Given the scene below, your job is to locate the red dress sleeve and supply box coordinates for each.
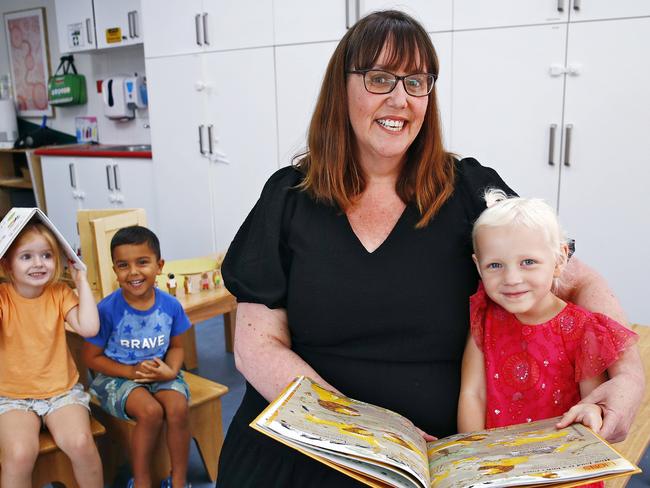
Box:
[469,283,489,351]
[574,311,639,382]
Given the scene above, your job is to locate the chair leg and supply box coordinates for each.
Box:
[32,448,79,488]
[190,398,225,482]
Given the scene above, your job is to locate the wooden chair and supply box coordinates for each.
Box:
[89,372,229,486]
[77,208,148,300]
[0,417,106,488]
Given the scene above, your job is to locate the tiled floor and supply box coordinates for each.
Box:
[110,315,649,487]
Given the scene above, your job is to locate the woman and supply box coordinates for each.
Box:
[217,10,644,487]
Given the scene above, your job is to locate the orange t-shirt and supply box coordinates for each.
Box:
[0,282,80,399]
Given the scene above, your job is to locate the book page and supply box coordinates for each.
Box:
[427,418,638,488]
[255,376,429,488]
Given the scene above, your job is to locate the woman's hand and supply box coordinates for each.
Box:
[416,426,437,442]
[133,357,177,383]
[556,403,602,433]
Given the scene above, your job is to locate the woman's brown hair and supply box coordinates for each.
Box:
[0,223,63,284]
[296,10,455,228]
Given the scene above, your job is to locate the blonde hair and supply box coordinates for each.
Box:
[1,223,63,285]
[472,189,567,265]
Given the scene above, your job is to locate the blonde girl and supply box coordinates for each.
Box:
[458,190,638,443]
[0,222,102,488]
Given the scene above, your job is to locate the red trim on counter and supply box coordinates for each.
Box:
[35,145,152,159]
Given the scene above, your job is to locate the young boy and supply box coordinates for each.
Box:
[82,226,192,488]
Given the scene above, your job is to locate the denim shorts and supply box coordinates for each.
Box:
[0,383,90,418]
[89,371,190,421]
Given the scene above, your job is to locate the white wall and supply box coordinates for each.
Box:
[0,0,150,144]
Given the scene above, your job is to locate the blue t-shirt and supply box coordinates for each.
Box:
[87,288,191,365]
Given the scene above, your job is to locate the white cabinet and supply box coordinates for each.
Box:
[94,0,143,49]
[146,48,278,258]
[454,0,568,30]
[41,156,155,250]
[54,0,97,53]
[558,17,650,323]
[54,0,142,53]
[142,0,273,58]
[203,48,279,252]
[41,156,83,249]
[145,54,213,258]
[273,0,348,45]
[450,24,567,207]
[275,42,339,166]
[361,0,453,32]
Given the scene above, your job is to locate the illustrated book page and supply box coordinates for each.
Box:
[252,377,640,488]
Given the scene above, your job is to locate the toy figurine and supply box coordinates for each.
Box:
[200,272,210,291]
[183,275,190,295]
[213,268,222,288]
[166,273,177,296]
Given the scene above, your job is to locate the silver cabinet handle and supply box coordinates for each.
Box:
[86,18,93,44]
[69,163,76,188]
[557,0,565,12]
[548,124,557,166]
[207,125,214,154]
[195,14,202,46]
[563,124,573,167]
[127,11,133,38]
[113,164,121,191]
[346,0,360,28]
[105,165,113,190]
[202,13,209,45]
[573,0,581,11]
[132,10,138,38]
[198,125,206,154]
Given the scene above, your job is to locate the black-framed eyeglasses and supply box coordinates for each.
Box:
[347,69,437,97]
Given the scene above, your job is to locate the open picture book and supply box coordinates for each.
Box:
[251,376,640,488]
[0,207,85,271]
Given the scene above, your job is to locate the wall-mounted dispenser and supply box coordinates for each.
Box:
[101,74,147,120]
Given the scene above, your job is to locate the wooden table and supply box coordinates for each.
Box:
[176,286,237,370]
[606,324,650,488]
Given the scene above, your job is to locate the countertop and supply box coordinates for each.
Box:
[34,143,152,159]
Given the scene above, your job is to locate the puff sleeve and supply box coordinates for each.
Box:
[574,312,639,382]
[221,166,302,309]
[469,283,489,351]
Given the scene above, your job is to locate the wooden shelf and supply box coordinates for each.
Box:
[0,178,32,189]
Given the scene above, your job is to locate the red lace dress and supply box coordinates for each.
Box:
[470,285,638,488]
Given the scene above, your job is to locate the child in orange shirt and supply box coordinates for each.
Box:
[0,222,102,488]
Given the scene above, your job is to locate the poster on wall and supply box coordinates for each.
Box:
[3,8,53,117]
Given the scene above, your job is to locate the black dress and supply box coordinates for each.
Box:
[216,158,513,487]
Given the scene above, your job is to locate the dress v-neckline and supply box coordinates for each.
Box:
[344,204,408,254]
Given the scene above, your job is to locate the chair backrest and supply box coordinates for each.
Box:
[78,209,147,299]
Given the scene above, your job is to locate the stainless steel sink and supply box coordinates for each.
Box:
[100,144,152,152]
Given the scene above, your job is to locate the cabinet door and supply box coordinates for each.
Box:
[454,0,568,30]
[275,42,338,166]
[141,0,203,57]
[430,32,452,147]
[146,54,213,259]
[450,24,567,207]
[41,156,83,249]
[559,17,650,323]
[202,0,273,50]
[95,0,143,49]
[569,0,650,21]
[75,158,115,210]
[203,48,278,252]
[360,0,453,32]
[54,0,96,53]
[111,159,158,231]
[274,0,347,45]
